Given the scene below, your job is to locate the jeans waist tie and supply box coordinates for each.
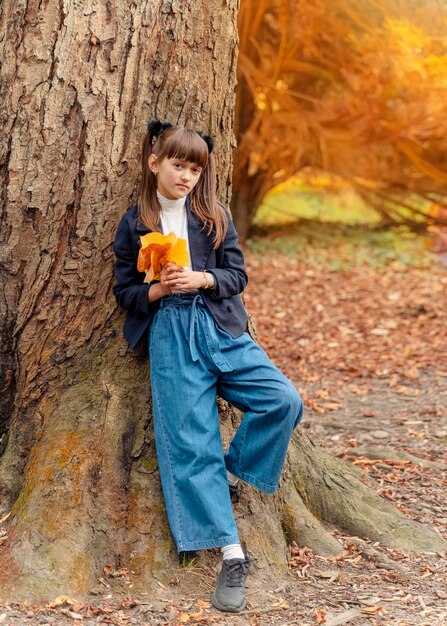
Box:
[189,295,233,373]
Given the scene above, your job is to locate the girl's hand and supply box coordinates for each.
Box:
[148,263,180,303]
[159,262,181,293]
[163,265,209,291]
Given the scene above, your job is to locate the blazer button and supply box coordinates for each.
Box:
[227,305,233,312]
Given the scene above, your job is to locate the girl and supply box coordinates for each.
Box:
[112,120,304,613]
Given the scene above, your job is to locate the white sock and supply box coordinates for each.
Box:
[222,543,245,560]
[226,470,239,486]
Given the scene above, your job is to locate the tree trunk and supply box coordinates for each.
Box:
[0,0,239,600]
[231,169,269,241]
[0,0,444,604]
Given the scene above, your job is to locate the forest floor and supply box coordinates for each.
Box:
[1,222,446,625]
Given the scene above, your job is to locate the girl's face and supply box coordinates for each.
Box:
[149,155,202,200]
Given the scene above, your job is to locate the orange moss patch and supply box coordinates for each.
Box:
[11,430,90,531]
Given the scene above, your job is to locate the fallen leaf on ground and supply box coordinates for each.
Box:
[48,596,79,608]
[315,608,327,623]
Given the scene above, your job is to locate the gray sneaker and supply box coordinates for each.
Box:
[211,557,250,612]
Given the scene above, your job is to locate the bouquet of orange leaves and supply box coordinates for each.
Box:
[137,232,188,283]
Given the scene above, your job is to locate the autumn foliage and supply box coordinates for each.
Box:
[233,0,447,237]
[137,232,188,281]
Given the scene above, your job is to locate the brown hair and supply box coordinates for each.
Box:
[138,124,228,248]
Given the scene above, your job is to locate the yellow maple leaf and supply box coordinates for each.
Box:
[137,232,188,281]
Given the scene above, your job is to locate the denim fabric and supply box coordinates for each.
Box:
[149,293,303,552]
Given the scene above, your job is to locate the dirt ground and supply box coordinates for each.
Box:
[1,241,446,626]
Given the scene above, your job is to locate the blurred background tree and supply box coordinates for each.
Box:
[232,0,447,240]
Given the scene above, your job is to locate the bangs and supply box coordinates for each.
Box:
[161,128,209,169]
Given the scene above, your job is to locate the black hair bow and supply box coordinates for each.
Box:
[147,119,173,141]
[197,132,214,154]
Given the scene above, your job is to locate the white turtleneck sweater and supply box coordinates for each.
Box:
[157,191,197,292]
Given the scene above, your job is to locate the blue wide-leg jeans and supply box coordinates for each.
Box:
[149,293,303,552]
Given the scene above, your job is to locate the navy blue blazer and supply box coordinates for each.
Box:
[112,198,249,349]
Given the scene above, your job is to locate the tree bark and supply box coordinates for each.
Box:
[0,0,444,604]
[0,0,239,601]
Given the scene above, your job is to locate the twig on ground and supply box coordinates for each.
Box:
[347,538,408,574]
[324,609,363,626]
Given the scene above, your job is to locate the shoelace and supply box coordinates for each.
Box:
[225,561,248,587]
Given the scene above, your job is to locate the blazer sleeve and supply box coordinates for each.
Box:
[208,212,248,300]
[112,213,153,315]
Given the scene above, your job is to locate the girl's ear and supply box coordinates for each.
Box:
[148,154,159,174]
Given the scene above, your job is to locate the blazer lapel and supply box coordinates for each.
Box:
[186,196,214,271]
[136,217,160,234]
[135,196,213,268]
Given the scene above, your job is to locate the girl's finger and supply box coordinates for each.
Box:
[165,272,182,281]
[165,264,183,273]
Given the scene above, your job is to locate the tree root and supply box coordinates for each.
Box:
[284,432,446,554]
[276,479,343,557]
[347,537,408,574]
[345,445,447,470]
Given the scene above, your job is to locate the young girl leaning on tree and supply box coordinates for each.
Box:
[112,120,304,613]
